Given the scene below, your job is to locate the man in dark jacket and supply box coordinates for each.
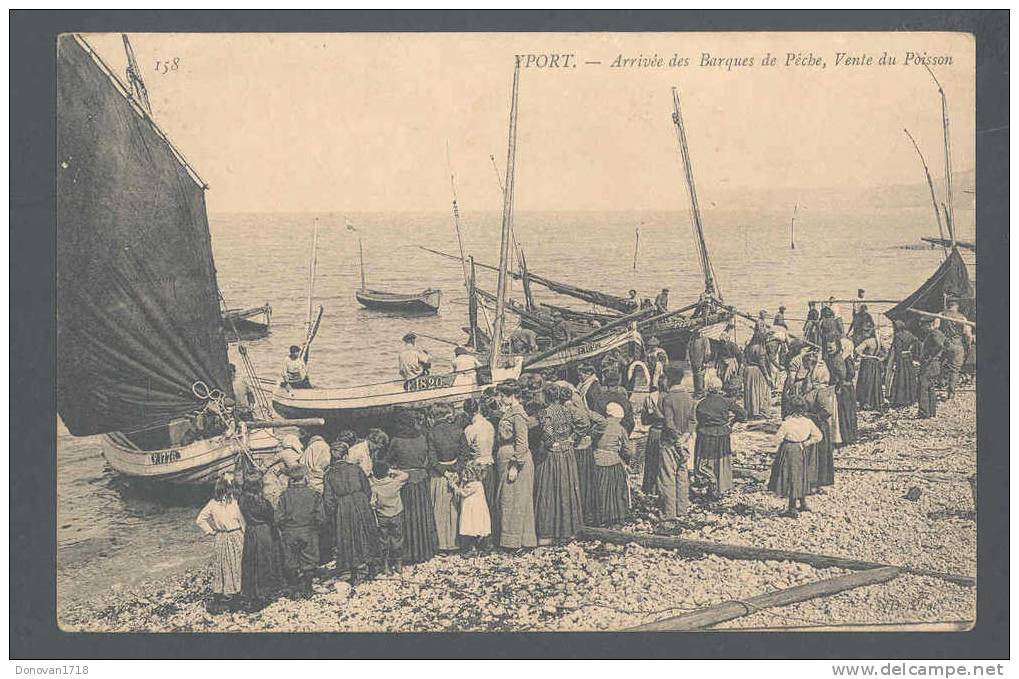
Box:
[686,327,712,398]
[276,465,325,597]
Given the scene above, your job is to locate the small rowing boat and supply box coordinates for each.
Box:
[355,287,442,314]
[223,303,271,341]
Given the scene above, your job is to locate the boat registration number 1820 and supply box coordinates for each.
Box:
[403,373,457,392]
[150,449,182,466]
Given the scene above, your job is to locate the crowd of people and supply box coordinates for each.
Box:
[198,297,972,613]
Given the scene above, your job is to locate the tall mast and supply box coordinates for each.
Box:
[925,65,956,246]
[904,128,949,259]
[446,142,471,285]
[790,204,798,250]
[121,34,151,114]
[490,59,521,369]
[671,86,721,302]
[306,218,319,333]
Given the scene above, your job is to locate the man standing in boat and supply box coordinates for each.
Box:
[399,332,432,380]
[510,319,539,355]
[655,288,670,312]
[452,346,482,385]
[281,345,311,390]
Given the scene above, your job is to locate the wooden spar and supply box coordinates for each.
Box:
[632,227,640,270]
[925,64,956,245]
[908,307,976,328]
[905,128,949,257]
[490,60,521,369]
[922,236,975,251]
[121,34,151,115]
[467,257,479,349]
[808,298,902,305]
[523,306,655,368]
[639,300,703,327]
[790,203,798,250]
[410,331,465,347]
[306,219,320,337]
[445,142,471,286]
[671,86,721,301]
[577,527,975,587]
[246,417,325,430]
[626,567,900,631]
[518,247,536,311]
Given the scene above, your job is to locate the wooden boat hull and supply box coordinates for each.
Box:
[101,428,281,485]
[355,288,441,314]
[223,303,272,342]
[272,361,521,431]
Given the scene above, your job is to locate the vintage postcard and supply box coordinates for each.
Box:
[55,30,976,634]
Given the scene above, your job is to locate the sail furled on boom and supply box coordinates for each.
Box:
[56,35,231,436]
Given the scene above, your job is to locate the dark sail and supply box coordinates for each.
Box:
[885,248,974,327]
[57,35,232,437]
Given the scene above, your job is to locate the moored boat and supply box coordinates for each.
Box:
[223,303,272,341]
[355,287,441,314]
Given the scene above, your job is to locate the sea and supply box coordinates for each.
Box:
[56,206,975,591]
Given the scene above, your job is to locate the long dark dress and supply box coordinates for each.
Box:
[239,494,284,602]
[832,357,858,447]
[496,401,538,548]
[693,393,746,496]
[804,388,834,490]
[917,329,946,419]
[322,461,380,573]
[640,394,664,494]
[565,398,600,523]
[534,403,584,540]
[591,419,633,527]
[743,344,771,419]
[427,421,462,551]
[387,434,439,563]
[856,352,884,411]
[888,330,920,408]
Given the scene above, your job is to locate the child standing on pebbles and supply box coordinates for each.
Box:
[196,475,244,614]
[369,460,409,574]
[768,394,824,518]
[455,460,492,555]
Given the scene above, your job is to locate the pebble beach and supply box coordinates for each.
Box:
[57,387,976,633]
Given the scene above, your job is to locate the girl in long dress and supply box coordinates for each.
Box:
[495,380,538,550]
[743,340,772,419]
[768,395,824,518]
[426,403,462,552]
[455,460,492,555]
[385,409,439,564]
[855,329,885,411]
[886,320,920,408]
[322,441,381,585]
[591,402,634,527]
[238,474,284,611]
[534,384,584,543]
[196,475,245,613]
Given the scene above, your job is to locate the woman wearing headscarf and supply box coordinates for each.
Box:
[322,441,380,585]
[591,402,634,527]
[781,343,811,419]
[299,434,331,496]
[238,473,284,610]
[714,324,741,386]
[494,379,538,551]
[833,337,858,446]
[558,380,604,525]
[427,402,462,552]
[534,384,584,543]
[742,339,771,420]
[263,434,303,507]
[886,320,920,408]
[854,324,884,411]
[768,394,823,518]
[803,366,837,494]
[639,375,666,495]
[693,375,747,499]
[385,408,439,564]
[626,345,652,414]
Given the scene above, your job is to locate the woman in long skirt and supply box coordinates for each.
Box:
[743,340,772,419]
[238,474,284,610]
[426,403,462,552]
[855,332,884,411]
[768,395,823,518]
[887,320,920,408]
[534,384,584,543]
[805,384,836,491]
[560,382,603,524]
[196,476,245,613]
[495,380,538,550]
[386,409,439,564]
[639,382,665,494]
[833,350,858,446]
[591,402,634,527]
[693,376,747,499]
[323,441,381,584]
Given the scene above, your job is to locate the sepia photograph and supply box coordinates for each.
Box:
[50,27,982,637]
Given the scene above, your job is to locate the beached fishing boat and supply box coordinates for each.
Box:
[223,303,272,342]
[355,287,442,314]
[57,34,307,483]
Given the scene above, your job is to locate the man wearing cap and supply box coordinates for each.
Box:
[398,332,432,380]
[625,289,639,312]
[655,288,670,312]
[510,319,539,355]
[917,317,946,419]
[275,464,325,597]
[281,345,311,390]
[773,306,789,330]
[849,304,876,347]
[938,299,971,400]
[551,311,572,344]
[576,363,604,414]
[686,326,712,398]
[645,336,670,387]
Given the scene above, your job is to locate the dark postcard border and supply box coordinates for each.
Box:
[11,9,1008,660]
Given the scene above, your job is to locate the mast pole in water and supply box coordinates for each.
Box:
[790,204,798,250]
[925,65,956,247]
[633,227,641,270]
[671,86,721,302]
[358,234,366,290]
[490,59,521,370]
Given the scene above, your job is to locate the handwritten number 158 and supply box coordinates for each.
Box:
[154,57,180,74]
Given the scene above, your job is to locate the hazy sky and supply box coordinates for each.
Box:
[82,32,974,214]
